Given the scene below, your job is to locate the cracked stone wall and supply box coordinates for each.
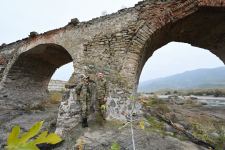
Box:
[0,0,225,120]
[0,7,139,110]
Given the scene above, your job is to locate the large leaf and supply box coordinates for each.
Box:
[33,131,48,144]
[6,121,62,150]
[6,142,39,150]
[19,121,43,144]
[45,133,62,144]
[16,143,39,150]
[7,125,20,146]
[33,132,62,145]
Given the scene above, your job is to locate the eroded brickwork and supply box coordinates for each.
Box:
[199,0,225,7]
[0,0,225,121]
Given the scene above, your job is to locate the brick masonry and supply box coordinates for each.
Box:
[0,0,225,118]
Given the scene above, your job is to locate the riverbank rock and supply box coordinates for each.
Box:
[0,105,59,149]
[54,120,207,150]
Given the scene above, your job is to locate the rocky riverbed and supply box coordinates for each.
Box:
[0,103,59,149]
[139,94,225,149]
[1,93,224,149]
[0,104,206,150]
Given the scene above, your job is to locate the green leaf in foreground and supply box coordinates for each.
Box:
[6,121,62,150]
[7,125,20,147]
[20,121,44,144]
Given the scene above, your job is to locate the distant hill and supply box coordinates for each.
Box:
[138,66,225,92]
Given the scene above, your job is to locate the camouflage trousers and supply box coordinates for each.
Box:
[78,99,90,119]
[96,98,107,120]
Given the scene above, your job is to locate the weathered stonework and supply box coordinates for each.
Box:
[55,86,142,137]
[0,0,225,121]
[55,89,81,136]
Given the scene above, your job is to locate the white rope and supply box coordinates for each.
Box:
[130,95,136,150]
[130,115,136,150]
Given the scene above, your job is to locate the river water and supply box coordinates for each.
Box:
[156,95,225,107]
[192,96,225,107]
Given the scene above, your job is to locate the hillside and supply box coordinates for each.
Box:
[138,66,225,92]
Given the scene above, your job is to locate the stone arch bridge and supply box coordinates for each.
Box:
[0,0,225,117]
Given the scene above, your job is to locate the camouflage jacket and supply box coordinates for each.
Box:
[75,82,91,101]
[96,78,108,99]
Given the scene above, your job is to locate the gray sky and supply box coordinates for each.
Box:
[1,0,224,82]
[0,0,140,44]
[139,42,224,82]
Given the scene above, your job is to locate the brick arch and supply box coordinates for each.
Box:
[0,0,225,117]
[0,43,72,108]
[198,0,225,7]
[123,1,225,91]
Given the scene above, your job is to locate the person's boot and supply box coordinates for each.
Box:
[81,118,85,128]
[84,118,88,127]
[82,118,88,128]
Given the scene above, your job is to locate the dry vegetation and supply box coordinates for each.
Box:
[139,95,225,150]
[48,91,63,104]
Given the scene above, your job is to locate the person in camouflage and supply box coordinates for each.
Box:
[75,74,91,128]
[96,72,108,120]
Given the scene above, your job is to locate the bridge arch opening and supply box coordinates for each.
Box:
[132,7,225,91]
[51,62,74,82]
[138,42,225,92]
[2,43,73,108]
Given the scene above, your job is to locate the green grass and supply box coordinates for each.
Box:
[147,116,164,131]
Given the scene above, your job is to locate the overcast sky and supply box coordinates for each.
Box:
[1,0,224,82]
